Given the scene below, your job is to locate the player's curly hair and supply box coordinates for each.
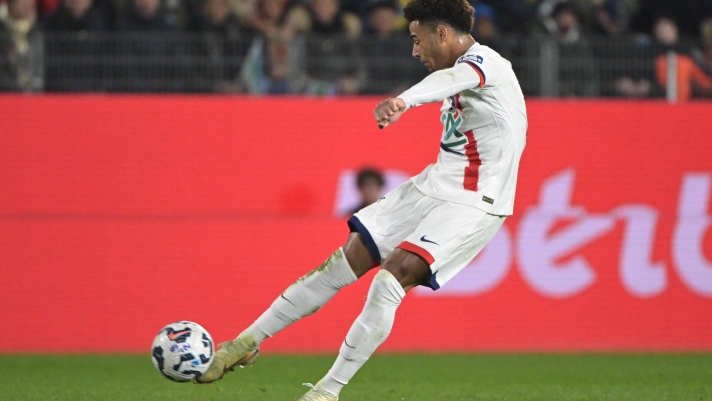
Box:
[403,0,475,34]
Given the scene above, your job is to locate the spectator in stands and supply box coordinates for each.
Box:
[43,0,109,31]
[341,0,369,28]
[653,17,677,47]
[242,0,370,96]
[227,0,256,28]
[549,2,582,43]
[42,0,111,91]
[289,0,361,38]
[366,0,397,38]
[614,75,652,97]
[597,2,653,97]
[189,0,255,92]
[113,0,180,91]
[250,0,290,34]
[283,0,364,95]
[653,17,712,100]
[116,0,174,30]
[539,2,599,96]
[347,167,385,216]
[605,31,656,98]
[701,18,712,73]
[360,0,425,95]
[485,0,536,35]
[190,0,251,36]
[472,2,503,52]
[590,0,630,36]
[209,0,251,31]
[472,3,496,38]
[238,0,305,94]
[0,0,43,91]
[240,35,293,93]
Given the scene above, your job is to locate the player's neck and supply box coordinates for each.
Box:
[447,35,476,66]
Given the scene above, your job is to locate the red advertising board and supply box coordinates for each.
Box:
[0,95,710,353]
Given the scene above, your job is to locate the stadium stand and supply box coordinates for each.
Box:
[0,0,710,98]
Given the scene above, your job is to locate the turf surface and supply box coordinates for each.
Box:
[0,354,710,401]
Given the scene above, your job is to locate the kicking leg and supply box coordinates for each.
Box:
[299,249,430,400]
[196,233,375,383]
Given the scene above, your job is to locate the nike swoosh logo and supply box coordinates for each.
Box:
[168,330,191,341]
[420,236,439,246]
[344,339,356,349]
[281,293,296,307]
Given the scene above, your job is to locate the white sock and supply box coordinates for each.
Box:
[320,269,405,396]
[237,248,358,346]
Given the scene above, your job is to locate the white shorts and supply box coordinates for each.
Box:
[348,181,505,291]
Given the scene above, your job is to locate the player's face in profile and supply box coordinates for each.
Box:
[409,21,446,72]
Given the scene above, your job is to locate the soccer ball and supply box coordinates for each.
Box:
[151,321,214,382]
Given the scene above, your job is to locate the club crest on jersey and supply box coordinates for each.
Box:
[457,54,484,65]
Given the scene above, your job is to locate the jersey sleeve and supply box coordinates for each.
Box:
[454,53,488,88]
[397,59,483,110]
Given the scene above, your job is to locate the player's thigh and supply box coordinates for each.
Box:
[398,202,506,290]
[348,181,427,265]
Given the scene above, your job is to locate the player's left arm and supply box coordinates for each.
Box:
[374,56,487,129]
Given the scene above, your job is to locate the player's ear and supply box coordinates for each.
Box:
[436,24,447,42]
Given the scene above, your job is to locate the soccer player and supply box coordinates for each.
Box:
[196,0,528,399]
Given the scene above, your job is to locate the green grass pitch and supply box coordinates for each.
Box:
[1,354,710,400]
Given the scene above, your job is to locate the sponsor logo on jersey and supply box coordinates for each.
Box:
[441,105,466,148]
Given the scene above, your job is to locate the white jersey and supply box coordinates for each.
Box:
[398,42,527,216]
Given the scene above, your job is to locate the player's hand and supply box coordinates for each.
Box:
[374,98,406,129]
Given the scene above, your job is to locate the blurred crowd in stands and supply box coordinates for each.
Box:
[0,0,711,98]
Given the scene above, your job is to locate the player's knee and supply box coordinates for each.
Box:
[381,260,409,284]
[382,250,430,291]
